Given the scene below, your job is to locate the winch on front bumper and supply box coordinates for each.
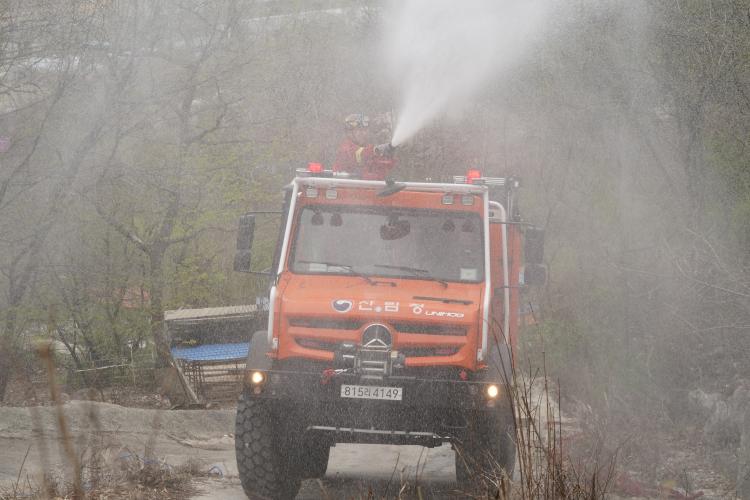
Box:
[241,330,513,447]
[242,366,510,447]
[244,340,507,410]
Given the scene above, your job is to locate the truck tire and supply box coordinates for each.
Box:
[235,393,301,499]
[296,439,330,479]
[455,411,516,491]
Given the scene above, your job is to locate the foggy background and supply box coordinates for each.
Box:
[0,0,749,491]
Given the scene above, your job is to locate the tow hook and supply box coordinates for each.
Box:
[321,368,349,385]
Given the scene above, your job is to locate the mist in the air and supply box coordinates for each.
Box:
[382,0,549,146]
[1,1,749,497]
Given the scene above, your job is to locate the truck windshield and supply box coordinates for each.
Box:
[290,205,484,283]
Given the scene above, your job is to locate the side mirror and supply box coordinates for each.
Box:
[524,227,545,265]
[524,264,547,286]
[233,214,255,272]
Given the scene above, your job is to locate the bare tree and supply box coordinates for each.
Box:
[0,0,137,398]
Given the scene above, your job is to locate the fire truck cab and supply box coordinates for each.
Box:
[233,168,544,499]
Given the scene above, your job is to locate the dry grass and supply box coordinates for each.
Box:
[0,453,200,500]
[510,365,617,499]
[456,322,618,500]
[0,342,201,500]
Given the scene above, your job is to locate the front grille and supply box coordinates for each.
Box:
[289,317,363,330]
[393,366,466,379]
[392,322,467,336]
[295,338,339,351]
[400,346,460,357]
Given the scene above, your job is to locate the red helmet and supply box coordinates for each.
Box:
[343,113,369,131]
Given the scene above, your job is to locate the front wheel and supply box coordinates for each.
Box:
[235,394,301,499]
[296,439,330,479]
[455,411,516,493]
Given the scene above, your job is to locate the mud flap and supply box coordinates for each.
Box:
[484,339,513,386]
[246,330,272,371]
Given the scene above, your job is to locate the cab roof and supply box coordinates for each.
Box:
[294,176,489,195]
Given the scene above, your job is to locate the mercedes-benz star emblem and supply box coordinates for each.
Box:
[362,324,392,348]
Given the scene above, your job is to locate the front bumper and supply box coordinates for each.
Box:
[245,369,505,411]
[242,368,512,446]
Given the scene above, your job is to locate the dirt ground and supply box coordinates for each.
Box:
[193,443,457,500]
[0,401,458,499]
[0,401,739,499]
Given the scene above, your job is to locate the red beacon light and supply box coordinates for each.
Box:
[465,169,482,184]
[307,162,323,174]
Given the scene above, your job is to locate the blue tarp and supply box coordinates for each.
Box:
[171,342,250,362]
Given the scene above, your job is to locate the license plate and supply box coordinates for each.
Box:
[340,384,403,401]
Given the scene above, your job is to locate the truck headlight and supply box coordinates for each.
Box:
[486,384,500,399]
[250,371,265,385]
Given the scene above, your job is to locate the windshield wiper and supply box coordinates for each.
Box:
[413,295,473,305]
[297,260,376,285]
[373,264,448,288]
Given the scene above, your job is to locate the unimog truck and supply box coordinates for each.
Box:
[233,166,545,499]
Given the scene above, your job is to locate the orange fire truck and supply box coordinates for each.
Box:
[233,166,545,499]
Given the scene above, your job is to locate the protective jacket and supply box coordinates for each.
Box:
[332,137,394,180]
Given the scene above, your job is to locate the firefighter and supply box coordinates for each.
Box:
[332,113,395,180]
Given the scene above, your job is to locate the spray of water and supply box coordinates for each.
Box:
[383,0,549,147]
